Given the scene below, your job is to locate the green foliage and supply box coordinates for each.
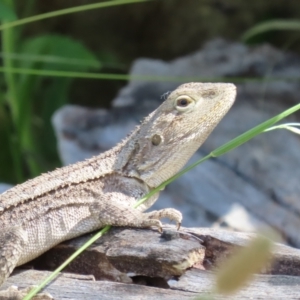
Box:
[20,35,101,70]
[0,0,17,21]
[18,34,100,169]
[0,8,100,182]
[0,0,150,183]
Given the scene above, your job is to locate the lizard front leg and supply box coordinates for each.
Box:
[89,196,182,232]
[86,175,182,232]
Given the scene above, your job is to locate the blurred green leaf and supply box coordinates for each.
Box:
[20,34,101,71]
[16,34,101,171]
[242,19,300,42]
[0,1,17,21]
[17,34,101,124]
[37,78,72,169]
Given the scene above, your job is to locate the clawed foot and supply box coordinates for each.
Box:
[144,208,182,232]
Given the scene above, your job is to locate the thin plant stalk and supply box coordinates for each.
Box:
[1,10,24,181]
[0,0,153,31]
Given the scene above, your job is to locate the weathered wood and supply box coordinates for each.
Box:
[2,270,196,300]
[172,268,300,299]
[2,227,300,299]
[33,226,206,282]
[191,227,300,276]
[33,226,300,278]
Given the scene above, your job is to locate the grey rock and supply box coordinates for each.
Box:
[0,184,12,194]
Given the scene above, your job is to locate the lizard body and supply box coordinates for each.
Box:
[0,82,236,296]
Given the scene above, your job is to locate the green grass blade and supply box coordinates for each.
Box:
[1,31,43,178]
[1,15,26,181]
[0,0,153,31]
[0,52,101,68]
[1,66,300,82]
[212,103,300,157]
[264,122,300,134]
[242,19,300,42]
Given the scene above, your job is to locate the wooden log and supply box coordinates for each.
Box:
[1,226,300,299]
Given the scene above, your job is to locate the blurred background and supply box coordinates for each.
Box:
[1,0,300,246]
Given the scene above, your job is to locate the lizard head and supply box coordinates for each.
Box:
[116,82,236,188]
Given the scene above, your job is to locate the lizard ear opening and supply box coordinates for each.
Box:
[174,96,195,112]
[151,134,162,146]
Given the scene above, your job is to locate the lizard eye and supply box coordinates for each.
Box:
[175,96,194,112]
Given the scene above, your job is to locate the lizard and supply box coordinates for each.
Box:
[0,82,236,298]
